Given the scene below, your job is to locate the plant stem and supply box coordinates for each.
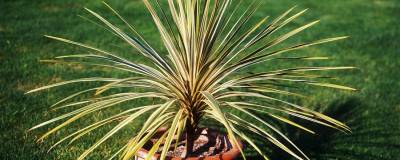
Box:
[185,121,195,157]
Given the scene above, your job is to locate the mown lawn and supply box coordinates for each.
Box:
[1,0,399,159]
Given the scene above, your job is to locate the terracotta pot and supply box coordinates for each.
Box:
[135,128,244,160]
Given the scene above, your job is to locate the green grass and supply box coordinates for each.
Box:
[1,0,399,159]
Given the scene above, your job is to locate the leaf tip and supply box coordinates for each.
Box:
[25,90,34,95]
[338,36,350,40]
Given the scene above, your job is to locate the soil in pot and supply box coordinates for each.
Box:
[136,128,243,160]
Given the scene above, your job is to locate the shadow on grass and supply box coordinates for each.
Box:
[243,97,400,160]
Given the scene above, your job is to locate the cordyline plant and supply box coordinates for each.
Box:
[28,0,355,160]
